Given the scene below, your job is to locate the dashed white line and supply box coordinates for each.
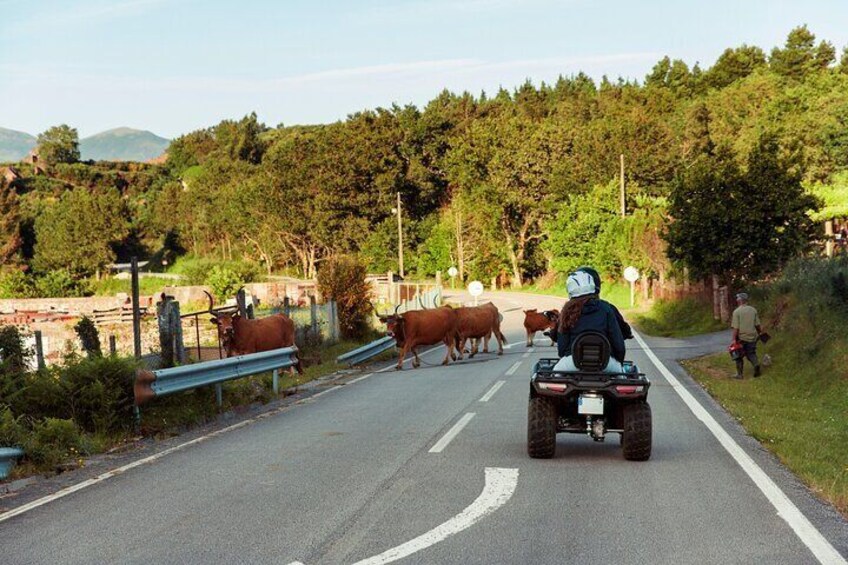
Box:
[633,330,846,565]
[479,381,505,402]
[429,413,475,453]
[504,361,522,376]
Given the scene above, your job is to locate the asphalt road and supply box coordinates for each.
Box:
[1,292,846,564]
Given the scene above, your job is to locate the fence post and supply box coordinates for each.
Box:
[215,383,223,408]
[131,256,142,359]
[310,295,318,337]
[328,301,339,343]
[172,301,185,364]
[157,295,175,368]
[387,271,394,305]
[109,335,117,356]
[719,286,730,323]
[237,288,248,318]
[284,296,291,317]
[34,330,45,370]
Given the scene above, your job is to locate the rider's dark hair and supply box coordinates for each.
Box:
[558,294,596,332]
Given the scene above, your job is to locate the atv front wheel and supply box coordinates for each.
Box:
[622,402,652,461]
[527,396,556,458]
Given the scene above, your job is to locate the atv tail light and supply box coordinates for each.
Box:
[539,383,567,392]
[615,385,643,394]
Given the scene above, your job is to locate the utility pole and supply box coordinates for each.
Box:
[395,192,405,278]
[620,154,626,217]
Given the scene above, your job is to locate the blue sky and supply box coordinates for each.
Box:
[1,0,847,139]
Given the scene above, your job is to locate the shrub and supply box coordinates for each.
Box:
[34,269,89,298]
[74,316,102,358]
[25,418,85,468]
[59,356,136,434]
[0,406,26,447]
[317,256,372,339]
[0,326,30,407]
[206,266,245,302]
[0,270,36,298]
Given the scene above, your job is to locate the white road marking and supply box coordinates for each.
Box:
[352,467,519,565]
[346,373,373,385]
[633,330,846,565]
[0,416,257,524]
[504,361,522,376]
[502,341,521,349]
[307,386,341,400]
[479,381,505,402]
[429,413,475,453]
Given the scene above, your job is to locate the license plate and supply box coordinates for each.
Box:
[578,394,604,415]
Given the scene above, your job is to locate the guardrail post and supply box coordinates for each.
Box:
[131,256,142,359]
[215,383,223,407]
[328,301,339,343]
[284,296,291,317]
[34,330,45,370]
[272,368,279,394]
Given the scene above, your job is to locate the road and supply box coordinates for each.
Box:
[1,292,846,564]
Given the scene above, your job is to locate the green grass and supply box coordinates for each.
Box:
[634,297,727,337]
[89,276,177,297]
[683,352,847,517]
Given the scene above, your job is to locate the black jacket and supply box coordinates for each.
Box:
[555,298,626,362]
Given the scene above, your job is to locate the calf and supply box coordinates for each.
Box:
[523,309,558,347]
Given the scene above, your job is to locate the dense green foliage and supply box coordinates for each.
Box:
[2,27,845,294]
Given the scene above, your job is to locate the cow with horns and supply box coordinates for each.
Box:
[378,304,459,370]
[206,291,303,374]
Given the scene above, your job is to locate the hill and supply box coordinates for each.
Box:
[80,127,170,162]
[0,127,37,161]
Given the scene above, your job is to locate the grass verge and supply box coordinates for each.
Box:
[634,297,726,337]
[683,352,847,517]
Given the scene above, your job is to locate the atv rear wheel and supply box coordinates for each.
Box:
[622,402,652,461]
[527,396,556,458]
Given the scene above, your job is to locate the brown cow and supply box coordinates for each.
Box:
[206,292,303,374]
[379,306,458,370]
[523,309,558,347]
[455,302,506,358]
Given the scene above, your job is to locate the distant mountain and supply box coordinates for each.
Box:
[80,127,170,162]
[0,127,37,162]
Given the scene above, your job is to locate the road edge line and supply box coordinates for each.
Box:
[429,413,475,453]
[633,329,845,565]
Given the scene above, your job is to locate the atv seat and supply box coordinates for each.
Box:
[571,331,611,372]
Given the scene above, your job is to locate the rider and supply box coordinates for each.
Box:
[552,269,626,372]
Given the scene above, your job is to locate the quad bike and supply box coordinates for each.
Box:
[527,332,652,461]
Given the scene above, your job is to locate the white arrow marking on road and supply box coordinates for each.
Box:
[479,380,505,402]
[352,467,519,565]
[633,330,846,565]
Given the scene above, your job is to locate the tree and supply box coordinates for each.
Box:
[36,124,80,164]
[664,137,817,283]
[770,25,835,79]
[0,179,22,265]
[839,47,848,75]
[703,45,767,89]
[33,187,130,278]
[213,112,268,164]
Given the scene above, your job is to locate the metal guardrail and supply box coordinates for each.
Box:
[134,346,299,407]
[336,336,396,366]
[0,447,24,480]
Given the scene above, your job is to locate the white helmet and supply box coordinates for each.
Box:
[566,270,597,298]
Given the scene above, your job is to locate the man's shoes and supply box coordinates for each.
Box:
[754,365,761,378]
[734,373,743,380]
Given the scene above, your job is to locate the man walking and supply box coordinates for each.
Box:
[731,292,763,379]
